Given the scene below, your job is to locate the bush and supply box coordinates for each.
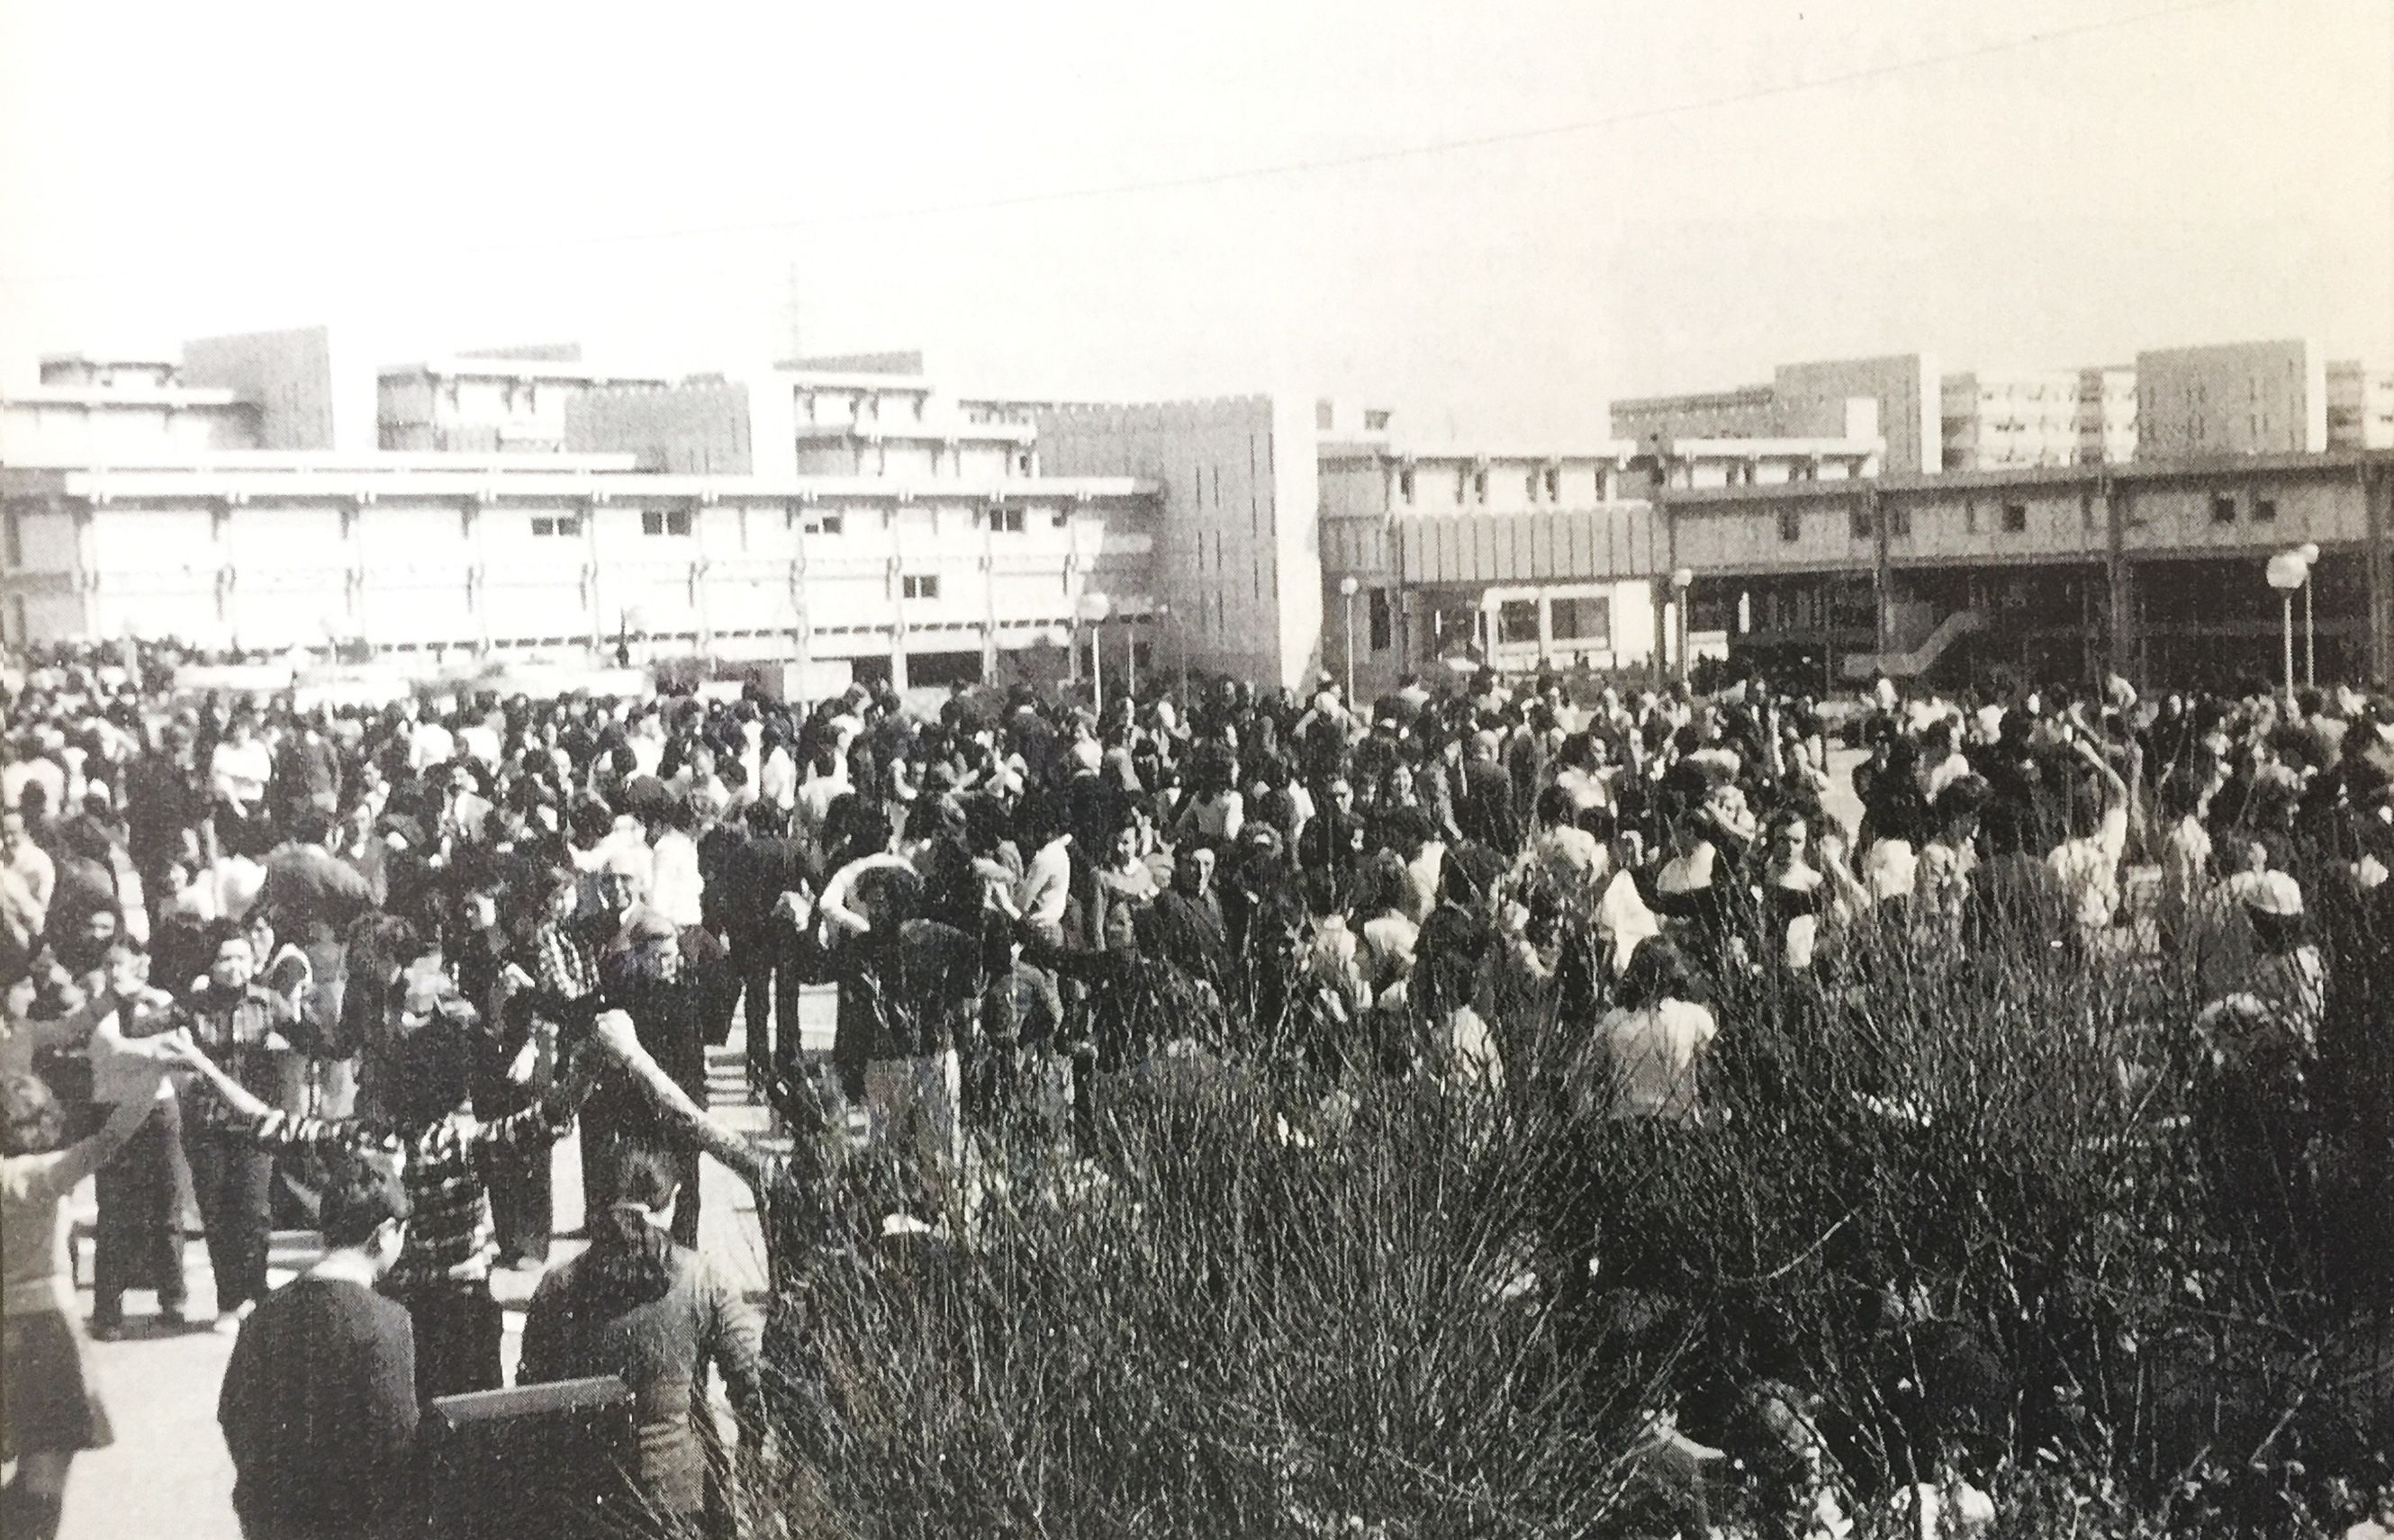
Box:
[754,909,2393,1538]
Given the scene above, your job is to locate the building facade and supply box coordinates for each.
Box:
[180,327,376,453]
[1315,430,1883,698]
[2328,360,2394,451]
[1941,367,2137,472]
[4,338,1167,689]
[4,355,260,464]
[1613,355,1937,474]
[1034,396,1327,692]
[378,359,673,454]
[2136,339,2329,460]
[10,325,2394,700]
[0,452,1161,691]
[1669,455,2394,691]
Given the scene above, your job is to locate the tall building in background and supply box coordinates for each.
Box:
[1613,355,1938,474]
[2135,339,2328,459]
[378,358,673,454]
[1035,397,1326,690]
[2327,360,2394,450]
[180,327,375,452]
[1941,366,2136,471]
[2075,366,2139,464]
[3,355,260,463]
[5,323,2389,695]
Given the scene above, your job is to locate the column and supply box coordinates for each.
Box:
[1866,486,1893,658]
[2105,477,2137,687]
[2367,461,2391,686]
[1650,578,1670,686]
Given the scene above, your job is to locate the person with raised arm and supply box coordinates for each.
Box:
[165,996,640,1401]
[3,1034,176,1540]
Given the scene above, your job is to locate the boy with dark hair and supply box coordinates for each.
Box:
[219,1162,418,1540]
[87,933,189,1337]
[175,925,301,1332]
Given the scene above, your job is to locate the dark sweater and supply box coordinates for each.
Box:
[219,1275,419,1538]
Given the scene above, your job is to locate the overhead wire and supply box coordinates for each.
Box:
[0,0,2263,289]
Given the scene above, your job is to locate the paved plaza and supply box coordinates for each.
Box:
[53,1013,820,1540]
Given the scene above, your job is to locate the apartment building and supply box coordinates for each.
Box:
[3,355,261,463]
[2137,339,2329,459]
[378,357,673,454]
[2328,360,2394,451]
[10,324,2390,699]
[1613,355,1938,474]
[1941,367,2137,471]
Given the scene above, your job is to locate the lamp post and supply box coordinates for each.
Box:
[1077,590,1112,714]
[1157,601,1184,704]
[1338,574,1360,703]
[2297,543,2320,688]
[1670,567,1695,685]
[2265,550,2308,702]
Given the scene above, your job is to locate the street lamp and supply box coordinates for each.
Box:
[2297,543,2320,688]
[1076,590,1112,713]
[2265,550,2309,702]
[1156,600,1186,703]
[1338,574,1360,704]
[1670,567,1695,685]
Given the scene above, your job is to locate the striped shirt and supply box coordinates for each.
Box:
[239,1092,579,1290]
[178,984,298,1134]
[533,916,605,1003]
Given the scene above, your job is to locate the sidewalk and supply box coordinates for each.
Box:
[55,1000,823,1540]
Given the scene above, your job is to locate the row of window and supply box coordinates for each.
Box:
[1494,596,1613,647]
[2212,495,2280,525]
[1775,492,2283,545]
[525,506,1064,540]
[1396,464,1619,507]
[1342,588,1608,654]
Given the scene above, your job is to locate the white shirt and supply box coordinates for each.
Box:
[4,757,66,813]
[210,739,271,807]
[1922,752,1973,806]
[2049,806,2130,932]
[1016,837,1073,933]
[628,728,665,779]
[647,828,706,929]
[819,851,916,935]
[574,818,655,892]
[1916,839,1976,924]
[407,721,455,772]
[1601,998,1718,1124]
[458,723,503,770]
[759,745,798,811]
[1861,838,1920,903]
[1595,869,1662,975]
[796,769,850,845]
[2161,815,2212,906]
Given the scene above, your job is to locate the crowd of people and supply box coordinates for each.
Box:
[4,641,2392,1538]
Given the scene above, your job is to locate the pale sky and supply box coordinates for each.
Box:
[2,0,2387,441]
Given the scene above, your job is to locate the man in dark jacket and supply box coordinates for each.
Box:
[1456,730,1522,853]
[719,802,809,1091]
[592,911,729,1247]
[219,1164,418,1540]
